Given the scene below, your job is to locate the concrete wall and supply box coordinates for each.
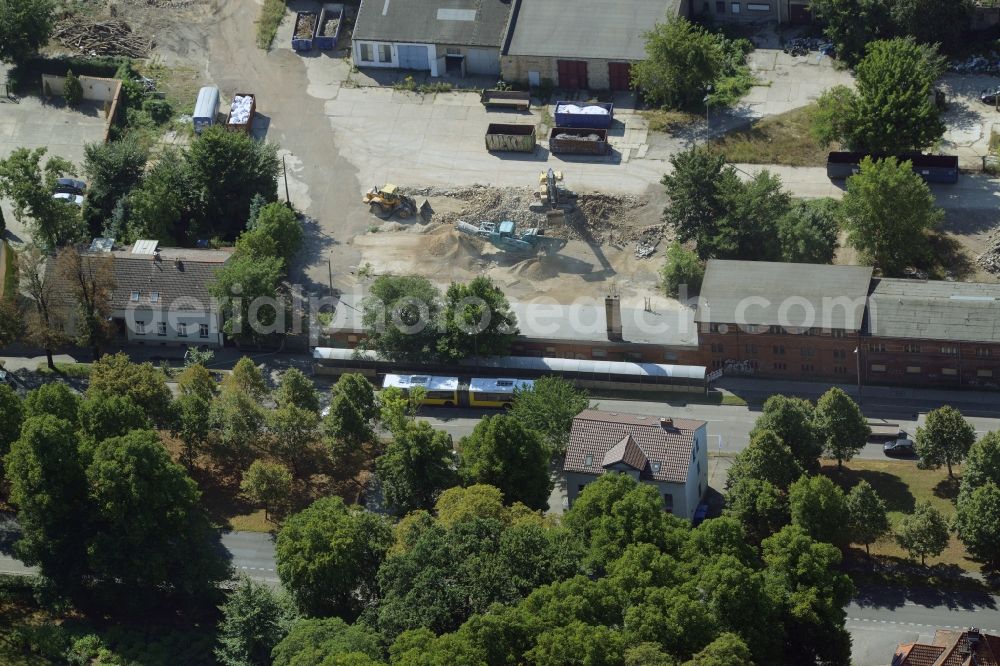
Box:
[862,338,1000,390]
[501,55,626,90]
[42,74,119,102]
[683,424,708,521]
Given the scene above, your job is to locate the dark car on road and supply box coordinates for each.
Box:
[883,438,916,457]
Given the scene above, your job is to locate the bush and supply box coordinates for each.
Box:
[661,241,704,297]
[142,98,173,124]
[63,69,83,107]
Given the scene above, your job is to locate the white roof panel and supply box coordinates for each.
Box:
[382,374,459,391]
[469,377,534,393]
[131,239,159,255]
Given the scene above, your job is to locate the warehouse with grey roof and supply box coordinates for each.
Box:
[500,0,685,90]
[352,0,512,76]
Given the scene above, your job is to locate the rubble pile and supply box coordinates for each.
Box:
[553,132,602,141]
[402,185,652,247]
[295,14,317,39]
[977,230,1000,274]
[53,17,152,57]
[228,95,253,125]
[321,17,340,37]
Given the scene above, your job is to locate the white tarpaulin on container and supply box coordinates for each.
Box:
[555,104,609,115]
[229,95,253,125]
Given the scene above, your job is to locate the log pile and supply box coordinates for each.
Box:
[53,17,153,58]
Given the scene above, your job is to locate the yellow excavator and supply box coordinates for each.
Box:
[362,183,417,219]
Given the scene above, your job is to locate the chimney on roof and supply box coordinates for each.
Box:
[174,258,183,270]
[605,288,622,342]
[153,250,161,262]
[660,417,674,429]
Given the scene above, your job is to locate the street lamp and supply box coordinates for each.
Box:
[853,347,863,406]
[703,86,713,145]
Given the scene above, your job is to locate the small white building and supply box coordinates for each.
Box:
[351,0,512,77]
[563,409,708,520]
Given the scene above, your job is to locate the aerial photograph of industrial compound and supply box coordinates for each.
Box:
[2,0,1000,664]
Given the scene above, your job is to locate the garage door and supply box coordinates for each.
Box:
[466,48,500,75]
[557,60,588,90]
[398,44,430,70]
[789,3,812,24]
[608,62,632,91]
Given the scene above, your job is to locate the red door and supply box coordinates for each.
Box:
[557,60,588,90]
[608,62,632,91]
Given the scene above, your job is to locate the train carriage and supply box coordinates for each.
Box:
[313,348,708,396]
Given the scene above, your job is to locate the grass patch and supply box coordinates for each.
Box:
[719,393,748,406]
[710,103,837,166]
[709,70,757,108]
[642,109,701,133]
[256,0,287,50]
[821,459,974,570]
[35,362,92,378]
[0,240,14,300]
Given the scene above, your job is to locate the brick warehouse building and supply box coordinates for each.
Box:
[696,260,1000,389]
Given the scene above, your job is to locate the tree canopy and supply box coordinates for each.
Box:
[0,147,86,249]
[459,415,551,511]
[840,156,942,276]
[361,275,442,362]
[814,388,869,467]
[507,375,590,457]
[376,420,458,515]
[438,276,518,361]
[814,39,945,153]
[275,496,393,617]
[916,406,976,479]
[846,480,890,555]
[788,475,850,548]
[0,0,56,64]
[750,395,822,472]
[632,16,722,109]
[895,500,949,566]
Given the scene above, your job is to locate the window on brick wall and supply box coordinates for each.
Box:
[801,363,815,372]
[831,330,847,338]
[773,362,787,370]
[869,343,885,353]
[772,345,785,355]
[834,366,847,375]
[745,344,757,354]
[942,367,958,376]
[833,349,846,359]
[801,348,815,357]
[977,348,992,357]
[769,325,783,334]
[941,346,958,355]
[904,344,921,353]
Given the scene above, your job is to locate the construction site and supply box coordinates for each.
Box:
[348,171,672,307]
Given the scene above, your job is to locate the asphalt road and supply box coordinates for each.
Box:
[0,530,279,585]
[4,527,1000,666]
[418,397,1000,460]
[848,585,1000,666]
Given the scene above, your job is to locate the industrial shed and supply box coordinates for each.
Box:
[500,0,685,90]
[352,0,512,77]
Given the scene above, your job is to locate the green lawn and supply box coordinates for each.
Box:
[256,0,287,49]
[35,362,92,378]
[710,104,838,166]
[821,459,972,570]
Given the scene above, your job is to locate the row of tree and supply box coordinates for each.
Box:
[660,144,942,286]
[0,128,281,252]
[811,0,973,64]
[724,391,996,568]
[217,473,856,665]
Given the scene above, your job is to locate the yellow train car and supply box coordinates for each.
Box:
[382,374,459,406]
[468,377,534,409]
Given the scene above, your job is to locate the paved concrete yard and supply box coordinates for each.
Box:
[0,66,108,244]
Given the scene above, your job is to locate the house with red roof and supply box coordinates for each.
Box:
[893,628,1000,666]
[563,409,708,520]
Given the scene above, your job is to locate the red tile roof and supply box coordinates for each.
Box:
[894,630,1000,666]
[564,409,706,484]
[602,435,648,471]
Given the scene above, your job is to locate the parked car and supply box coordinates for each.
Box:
[693,503,709,526]
[883,438,916,457]
[981,87,1000,105]
[53,177,87,206]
